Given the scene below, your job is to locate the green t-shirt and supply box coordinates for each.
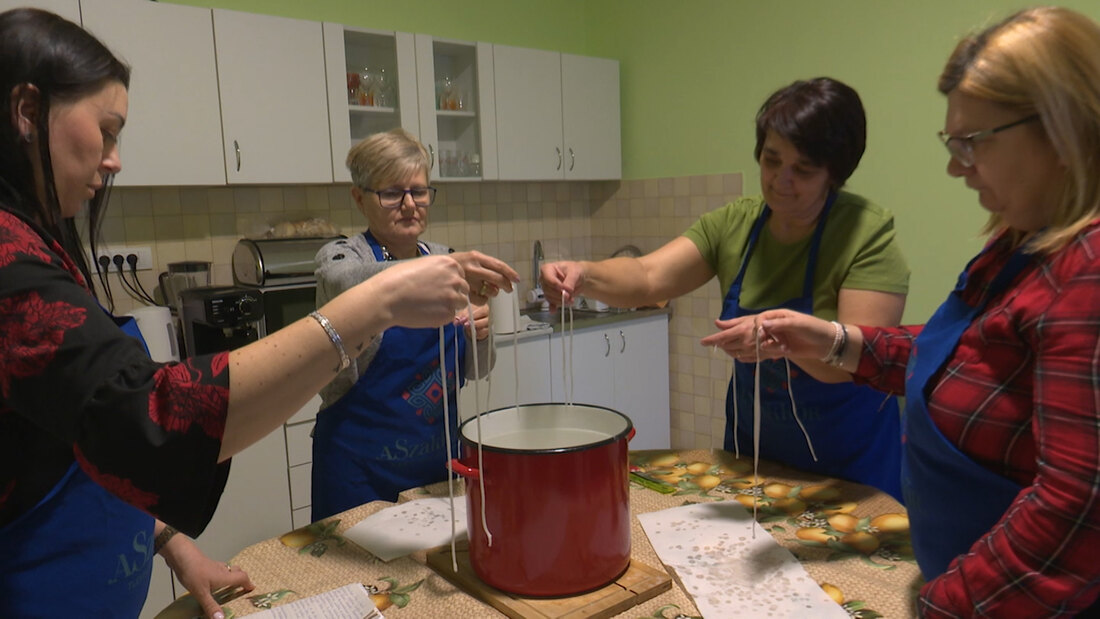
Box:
[682,191,909,321]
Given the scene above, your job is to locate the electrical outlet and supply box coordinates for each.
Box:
[92,245,154,271]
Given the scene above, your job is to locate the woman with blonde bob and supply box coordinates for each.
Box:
[310,128,512,520]
[709,7,1100,616]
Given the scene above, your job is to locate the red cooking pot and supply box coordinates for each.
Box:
[450,403,634,597]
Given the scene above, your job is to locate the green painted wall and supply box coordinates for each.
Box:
[581,0,1100,321]
[169,0,1100,321]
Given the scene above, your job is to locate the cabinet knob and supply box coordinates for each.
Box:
[619,329,626,354]
[603,332,610,357]
[569,148,575,171]
[556,147,562,171]
[233,140,241,172]
[428,144,435,171]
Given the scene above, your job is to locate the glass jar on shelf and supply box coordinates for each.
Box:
[437,75,462,111]
[346,72,360,105]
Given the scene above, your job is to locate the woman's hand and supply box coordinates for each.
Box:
[702,310,837,363]
[540,261,585,310]
[700,315,770,362]
[371,256,470,329]
[159,533,253,619]
[450,250,520,305]
[455,302,490,340]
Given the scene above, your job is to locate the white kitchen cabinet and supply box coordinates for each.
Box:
[284,394,321,528]
[459,330,552,417]
[0,0,79,22]
[493,45,621,181]
[190,428,293,562]
[550,314,670,449]
[414,35,498,181]
[560,53,621,180]
[213,9,332,184]
[81,0,225,186]
[323,23,420,183]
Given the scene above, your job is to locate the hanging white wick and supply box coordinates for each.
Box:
[464,298,492,547]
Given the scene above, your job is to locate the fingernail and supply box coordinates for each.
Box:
[214,612,225,619]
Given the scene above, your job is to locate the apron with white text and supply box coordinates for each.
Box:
[0,315,156,618]
[311,233,466,520]
[722,195,903,500]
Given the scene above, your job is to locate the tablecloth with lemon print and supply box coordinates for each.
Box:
[172,449,921,618]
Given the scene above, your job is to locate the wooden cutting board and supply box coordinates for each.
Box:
[426,543,671,619]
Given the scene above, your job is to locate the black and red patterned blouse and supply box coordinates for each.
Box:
[0,208,231,537]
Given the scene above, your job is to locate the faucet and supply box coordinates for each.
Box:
[529,240,547,309]
[532,240,544,286]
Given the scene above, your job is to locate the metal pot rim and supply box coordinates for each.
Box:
[457,402,633,455]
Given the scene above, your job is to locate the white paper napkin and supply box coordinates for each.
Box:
[638,501,848,618]
[343,497,467,561]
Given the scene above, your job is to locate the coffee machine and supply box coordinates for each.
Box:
[178,286,264,357]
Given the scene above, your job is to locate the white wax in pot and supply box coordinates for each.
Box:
[484,427,610,450]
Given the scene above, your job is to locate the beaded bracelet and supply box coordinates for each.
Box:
[310,311,351,371]
[154,524,179,554]
[828,323,849,367]
[820,321,843,363]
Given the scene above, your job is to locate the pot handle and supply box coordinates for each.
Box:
[449,459,480,481]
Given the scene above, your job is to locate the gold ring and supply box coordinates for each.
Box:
[478,282,489,296]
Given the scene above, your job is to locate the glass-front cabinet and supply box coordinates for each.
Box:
[414,36,498,181]
[323,24,419,184]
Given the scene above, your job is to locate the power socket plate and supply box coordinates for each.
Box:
[92,245,154,272]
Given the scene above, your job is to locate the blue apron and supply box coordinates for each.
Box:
[311,232,466,521]
[722,195,903,501]
[0,315,156,618]
[902,246,1032,579]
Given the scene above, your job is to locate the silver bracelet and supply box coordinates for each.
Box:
[309,311,350,371]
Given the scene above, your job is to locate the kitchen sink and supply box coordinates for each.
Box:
[522,308,616,325]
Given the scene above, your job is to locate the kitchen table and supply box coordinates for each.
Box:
[202,449,923,618]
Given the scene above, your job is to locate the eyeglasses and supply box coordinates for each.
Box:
[366,186,437,208]
[937,114,1040,167]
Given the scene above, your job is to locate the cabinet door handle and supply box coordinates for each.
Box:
[428,144,435,171]
[556,147,562,171]
[619,329,626,354]
[603,332,610,357]
[569,147,575,171]
[233,140,241,172]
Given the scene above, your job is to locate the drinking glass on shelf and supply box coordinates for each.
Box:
[358,67,376,106]
[375,68,392,107]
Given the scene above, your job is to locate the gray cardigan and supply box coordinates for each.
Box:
[314,233,494,408]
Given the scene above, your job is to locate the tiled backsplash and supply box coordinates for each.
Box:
[98,172,742,450]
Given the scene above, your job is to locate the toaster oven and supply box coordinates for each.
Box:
[232,236,343,337]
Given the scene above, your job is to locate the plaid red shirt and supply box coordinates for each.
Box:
[854,222,1100,617]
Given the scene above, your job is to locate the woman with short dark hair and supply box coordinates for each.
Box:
[541,77,910,498]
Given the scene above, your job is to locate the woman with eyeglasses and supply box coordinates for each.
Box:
[725,7,1100,616]
[310,128,514,520]
[541,77,911,500]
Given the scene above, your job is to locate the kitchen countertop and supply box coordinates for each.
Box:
[519,305,671,334]
[212,449,919,618]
